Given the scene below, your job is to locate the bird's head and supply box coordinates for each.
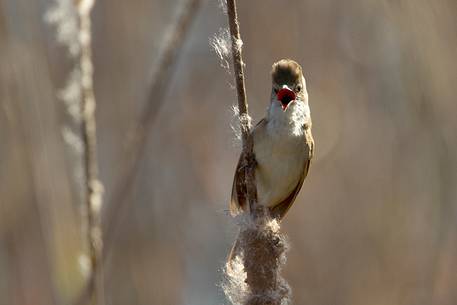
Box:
[270,59,307,111]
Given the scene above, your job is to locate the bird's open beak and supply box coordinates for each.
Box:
[277,86,296,111]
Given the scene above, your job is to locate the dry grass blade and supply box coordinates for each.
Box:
[102,0,202,257]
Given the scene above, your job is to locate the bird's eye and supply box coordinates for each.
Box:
[296,85,302,92]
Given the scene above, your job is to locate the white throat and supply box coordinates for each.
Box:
[267,99,311,137]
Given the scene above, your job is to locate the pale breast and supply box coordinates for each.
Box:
[253,124,307,208]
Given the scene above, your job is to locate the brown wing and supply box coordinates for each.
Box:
[229,119,267,216]
[230,154,247,215]
[270,128,314,220]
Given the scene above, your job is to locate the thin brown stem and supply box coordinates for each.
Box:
[76,0,104,304]
[225,2,290,305]
[226,0,258,215]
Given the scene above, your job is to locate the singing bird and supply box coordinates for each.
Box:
[230,59,314,220]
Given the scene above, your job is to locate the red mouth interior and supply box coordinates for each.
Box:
[277,88,296,109]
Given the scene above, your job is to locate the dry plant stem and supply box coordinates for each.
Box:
[226,2,289,305]
[241,224,289,305]
[102,0,202,258]
[72,1,202,305]
[77,0,104,304]
[226,0,258,214]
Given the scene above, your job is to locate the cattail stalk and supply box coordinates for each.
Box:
[72,1,202,304]
[226,0,258,214]
[225,1,291,305]
[76,0,104,304]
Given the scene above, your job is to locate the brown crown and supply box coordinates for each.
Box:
[271,59,303,85]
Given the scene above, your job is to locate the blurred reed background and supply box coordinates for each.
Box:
[1,0,457,305]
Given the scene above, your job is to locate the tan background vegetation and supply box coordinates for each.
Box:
[1,0,457,304]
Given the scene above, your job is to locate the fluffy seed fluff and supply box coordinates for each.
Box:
[223,255,248,305]
[78,253,91,278]
[45,0,80,56]
[218,0,228,13]
[223,215,291,305]
[230,104,253,147]
[58,68,82,122]
[62,126,83,154]
[210,27,232,72]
